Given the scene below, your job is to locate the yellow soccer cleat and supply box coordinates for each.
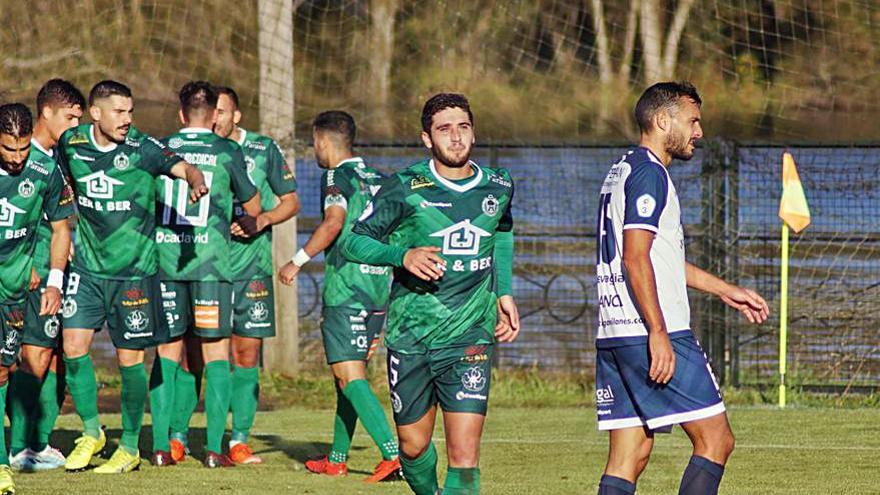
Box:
[65,430,107,471]
[0,465,15,494]
[93,448,140,474]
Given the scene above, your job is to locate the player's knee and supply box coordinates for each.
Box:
[719,429,735,459]
[446,448,479,468]
[398,438,429,460]
[0,366,10,386]
[234,347,260,368]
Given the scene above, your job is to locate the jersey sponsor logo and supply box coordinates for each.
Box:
[246,280,269,299]
[248,301,269,322]
[489,175,511,188]
[125,310,149,332]
[113,153,130,170]
[430,220,491,256]
[61,298,77,318]
[596,385,615,406]
[636,194,657,218]
[390,391,403,414]
[461,366,487,392]
[77,170,125,199]
[122,287,149,307]
[26,162,49,175]
[245,156,256,176]
[482,194,499,217]
[68,133,89,145]
[180,152,218,166]
[348,309,368,323]
[59,183,74,207]
[44,316,60,339]
[5,309,24,331]
[359,264,389,276]
[461,345,489,364]
[167,137,185,149]
[2,329,19,355]
[125,136,142,148]
[350,334,369,350]
[156,231,209,244]
[0,198,26,228]
[420,200,452,209]
[410,175,434,190]
[194,304,220,329]
[281,163,295,181]
[246,141,267,151]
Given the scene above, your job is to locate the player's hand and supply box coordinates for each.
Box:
[40,287,62,316]
[648,330,675,384]
[278,262,300,286]
[29,267,41,291]
[720,285,769,324]
[256,213,272,232]
[495,295,521,342]
[189,180,209,203]
[403,247,445,282]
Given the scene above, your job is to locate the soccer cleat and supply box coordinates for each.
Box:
[94,448,140,474]
[305,456,348,477]
[8,450,33,472]
[229,443,263,465]
[150,450,176,467]
[363,457,403,483]
[169,439,187,463]
[65,430,106,471]
[0,465,15,494]
[26,446,66,471]
[203,452,235,469]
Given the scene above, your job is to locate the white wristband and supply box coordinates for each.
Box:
[46,269,64,290]
[291,249,311,267]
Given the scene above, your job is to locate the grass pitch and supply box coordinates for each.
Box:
[11,405,880,494]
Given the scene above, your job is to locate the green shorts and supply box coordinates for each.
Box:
[387,343,494,426]
[62,270,166,350]
[231,277,275,338]
[321,306,385,364]
[0,301,25,367]
[161,280,233,340]
[23,283,61,349]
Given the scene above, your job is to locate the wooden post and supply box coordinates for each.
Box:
[258,0,298,374]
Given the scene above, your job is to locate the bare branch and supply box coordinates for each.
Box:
[662,0,696,77]
[590,0,612,84]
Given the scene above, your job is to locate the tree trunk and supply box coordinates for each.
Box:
[369,0,399,138]
[662,0,696,77]
[639,0,663,84]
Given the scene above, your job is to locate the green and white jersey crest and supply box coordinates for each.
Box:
[158,128,257,281]
[230,130,298,280]
[352,159,514,353]
[58,124,181,280]
[0,143,74,302]
[321,157,390,310]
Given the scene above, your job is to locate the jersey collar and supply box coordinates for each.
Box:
[335,157,364,169]
[89,124,117,153]
[641,147,664,166]
[235,128,247,146]
[31,138,53,157]
[179,127,212,134]
[428,159,482,193]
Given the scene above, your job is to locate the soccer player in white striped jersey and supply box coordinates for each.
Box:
[594,82,769,495]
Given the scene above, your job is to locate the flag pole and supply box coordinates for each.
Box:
[779,222,790,408]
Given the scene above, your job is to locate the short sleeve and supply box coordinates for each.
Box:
[321,168,356,212]
[623,162,669,233]
[228,146,258,203]
[266,139,297,195]
[44,166,75,222]
[496,169,514,233]
[351,176,407,242]
[143,136,181,176]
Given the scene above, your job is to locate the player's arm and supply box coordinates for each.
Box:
[41,167,76,316]
[257,139,300,232]
[493,171,520,342]
[278,205,343,285]
[255,192,299,232]
[685,262,769,324]
[341,178,444,281]
[169,161,208,202]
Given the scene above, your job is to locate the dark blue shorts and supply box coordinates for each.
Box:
[595,330,725,431]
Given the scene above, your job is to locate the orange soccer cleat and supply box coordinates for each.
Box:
[229,443,263,465]
[305,456,348,476]
[363,457,402,483]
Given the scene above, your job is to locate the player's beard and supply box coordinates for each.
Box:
[0,160,25,175]
[214,120,233,139]
[666,128,695,161]
[432,141,472,169]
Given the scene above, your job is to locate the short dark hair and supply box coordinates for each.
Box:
[634,81,701,133]
[421,93,473,133]
[88,80,132,107]
[215,86,239,109]
[179,81,218,118]
[0,103,34,137]
[313,110,356,147]
[37,79,86,113]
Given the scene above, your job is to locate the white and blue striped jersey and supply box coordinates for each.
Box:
[595,147,690,347]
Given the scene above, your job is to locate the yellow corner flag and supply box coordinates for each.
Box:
[778,152,811,233]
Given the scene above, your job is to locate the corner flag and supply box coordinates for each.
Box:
[778,152,811,232]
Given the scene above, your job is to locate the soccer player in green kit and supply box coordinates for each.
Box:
[278,111,400,482]
[342,93,521,495]
[0,103,74,494]
[7,79,84,473]
[57,80,207,474]
[149,81,261,468]
[200,86,300,465]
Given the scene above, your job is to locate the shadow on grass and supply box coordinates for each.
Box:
[253,434,371,475]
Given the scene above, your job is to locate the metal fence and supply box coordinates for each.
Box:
[293,142,880,388]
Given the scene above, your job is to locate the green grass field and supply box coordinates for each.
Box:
[11,405,880,494]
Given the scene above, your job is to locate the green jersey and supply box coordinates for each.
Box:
[29,139,62,280]
[0,145,74,302]
[58,124,181,280]
[230,130,298,280]
[350,159,514,353]
[321,157,390,309]
[157,128,257,281]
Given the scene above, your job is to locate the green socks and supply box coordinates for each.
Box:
[64,354,101,439]
[8,370,40,456]
[204,360,231,454]
[34,370,63,452]
[444,467,481,495]
[149,357,179,452]
[400,442,439,495]
[170,366,200,443]
[342,379,398,460]
[329,382,358,463]
[230,366,259,443]
[119,363,148,454]
[0,383,8,465]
